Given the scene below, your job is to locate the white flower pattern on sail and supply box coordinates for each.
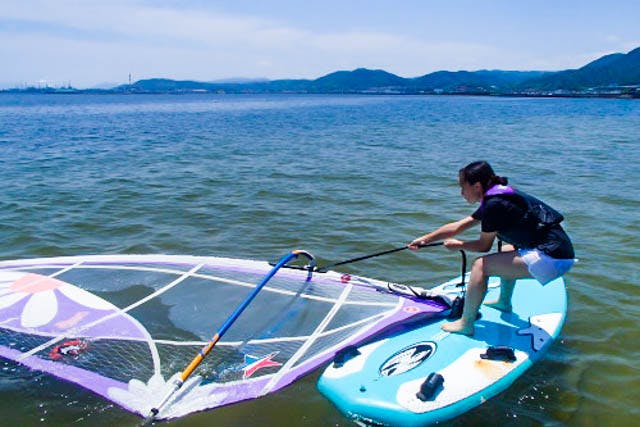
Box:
[107,373,229,418]
[0,272,112,328]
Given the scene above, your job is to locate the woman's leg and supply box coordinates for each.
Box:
[485,278,516,312]
[442,250,531,335]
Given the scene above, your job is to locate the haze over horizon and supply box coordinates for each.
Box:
[1,0,639,89]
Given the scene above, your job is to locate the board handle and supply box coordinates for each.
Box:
[416,372,444,401]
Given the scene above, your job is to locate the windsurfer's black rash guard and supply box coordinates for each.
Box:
[471,185,575,259]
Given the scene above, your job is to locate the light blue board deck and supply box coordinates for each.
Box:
[317,275,567,427]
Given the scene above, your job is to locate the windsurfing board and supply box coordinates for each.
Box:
[317,275,567,426]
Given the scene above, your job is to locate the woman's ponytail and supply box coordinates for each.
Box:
[490,175,509,187]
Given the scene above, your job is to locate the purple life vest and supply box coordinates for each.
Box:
[485,184,515,197]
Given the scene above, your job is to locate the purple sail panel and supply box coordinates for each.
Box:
[0,270,158,416]
[0,272,149,340]
[0,345,138,412]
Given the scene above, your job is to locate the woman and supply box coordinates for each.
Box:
[409,161,574,336]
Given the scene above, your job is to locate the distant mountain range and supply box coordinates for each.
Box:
[5,47,640,97]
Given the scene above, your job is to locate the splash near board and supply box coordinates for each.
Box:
[0,254,448,420]
[317,274,567,426]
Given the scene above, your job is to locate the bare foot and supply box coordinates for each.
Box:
[441,319,474,336]
[484,299,512,312]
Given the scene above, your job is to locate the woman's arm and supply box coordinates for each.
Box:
[444,231,496,253]
[409,216,478,248]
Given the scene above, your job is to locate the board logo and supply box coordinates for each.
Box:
[379,342,436,377]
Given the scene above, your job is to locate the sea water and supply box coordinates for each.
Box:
[0,93,638,426]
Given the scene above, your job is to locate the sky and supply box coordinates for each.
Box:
[1,0,639,88]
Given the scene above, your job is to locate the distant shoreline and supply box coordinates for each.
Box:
[1,87,638,99]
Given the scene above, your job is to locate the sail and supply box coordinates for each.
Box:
[0,254,447,419]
